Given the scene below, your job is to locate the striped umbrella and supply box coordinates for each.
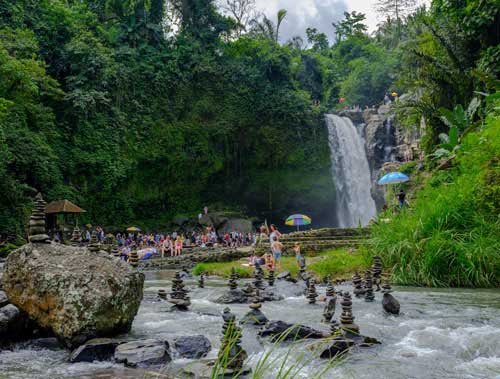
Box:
[285,214,312,231]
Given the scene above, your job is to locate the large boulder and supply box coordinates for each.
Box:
[218,218,253,234]
[3,242,144,348]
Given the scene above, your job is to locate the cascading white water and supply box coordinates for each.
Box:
[326,114,377,227]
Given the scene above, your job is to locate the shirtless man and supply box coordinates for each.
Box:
[271,236,283,271]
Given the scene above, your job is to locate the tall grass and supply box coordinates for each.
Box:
[211,324,340,379]
[367,113,500,287]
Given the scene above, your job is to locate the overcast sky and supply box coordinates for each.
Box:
[253,0,429,43]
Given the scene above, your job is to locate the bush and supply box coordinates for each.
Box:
[368,112,500,287]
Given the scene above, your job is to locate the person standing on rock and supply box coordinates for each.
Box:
[271,236,283,271]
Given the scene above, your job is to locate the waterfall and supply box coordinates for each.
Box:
[326,114,377,227]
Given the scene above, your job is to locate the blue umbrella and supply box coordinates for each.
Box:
[378,172,409,185]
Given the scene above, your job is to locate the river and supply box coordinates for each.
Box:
[1,270,499,379]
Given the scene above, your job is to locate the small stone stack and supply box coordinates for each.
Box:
[88,232,100,253]
[158,289,167,300]
[326,280,336,297]
[267,270,275,287]
[352,272,365,297]
[339,292,359,336]
[198,273,205,288]
[28,193,50,243]
[128,250,139,268]
[111,245,120,258]
[323,280,337,322]
[330,318,340,336]
[228,268,238,290]
[372,256,383,291]
[364,270,375,302]
[253,265,265,290]
[169,271,191,310]
[70,227,81,246]
[218,308,247,373]
[307,279,318,304]
[381,281,392,294]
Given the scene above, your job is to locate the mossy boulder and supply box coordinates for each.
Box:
[3,242,144,348]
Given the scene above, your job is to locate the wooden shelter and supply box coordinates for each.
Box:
[45,200,86,239]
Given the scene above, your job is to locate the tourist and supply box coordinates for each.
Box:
[269,224,281,243]
[397,189,406,208]
[174,236,183,256]
[85,229,91,242]
[294,243,305,269]
[264,251,275,271]
[271,236,283,271]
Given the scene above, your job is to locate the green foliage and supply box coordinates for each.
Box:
[368,108,500,287]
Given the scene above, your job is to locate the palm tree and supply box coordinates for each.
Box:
[275,9,287,43]
[249,8,287,43]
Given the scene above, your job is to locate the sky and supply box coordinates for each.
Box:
[253,0,429,43]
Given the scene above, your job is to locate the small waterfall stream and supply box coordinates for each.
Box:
[326,114,377,227]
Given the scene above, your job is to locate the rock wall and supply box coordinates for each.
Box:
[341,104,422,210]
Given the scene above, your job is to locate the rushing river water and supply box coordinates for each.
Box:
[1,271,499,379]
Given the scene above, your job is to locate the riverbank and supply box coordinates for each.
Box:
[192,248,369,281]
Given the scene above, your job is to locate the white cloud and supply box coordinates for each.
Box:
[253,0,431,43]
[254,0,347,43]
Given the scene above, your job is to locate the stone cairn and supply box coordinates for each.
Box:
[158,288,167,300]
[28,193,50,243]
[381,281,392,294]
[372,256,383,291]
[352,272,365,298]
[267,270,275,287]
[88,231,100,253]
[364,270,375,302]
[307,279,319,304]
[128,250,139,268]
[330,318,340,336]
[70,226,81,246]
[228,267,238,290]
[253,265,265,290]
[326,280,336,297]
[169,271,191,310]
[339,292,359,336]
[323,280,337,322]
[218,308,247,373]
[249,289,262,310]
[111,245,120,258]
[198,273,205,288]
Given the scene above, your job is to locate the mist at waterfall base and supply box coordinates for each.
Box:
[326,114,377,228]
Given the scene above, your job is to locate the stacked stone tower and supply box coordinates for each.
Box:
[28,193,50,243]
[339,292,359,336]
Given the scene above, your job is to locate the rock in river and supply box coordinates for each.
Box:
[2,242,144,348]
[173,335,211,359]
[70,338,120,363]
[258,320,327,341]
[114,339,171,368]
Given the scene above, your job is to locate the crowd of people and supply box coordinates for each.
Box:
[64,221,303,270]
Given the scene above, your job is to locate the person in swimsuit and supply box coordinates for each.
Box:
[264,252,275,271]
[271,236,283,271]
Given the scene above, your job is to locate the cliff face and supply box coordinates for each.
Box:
[339,104,422,210]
